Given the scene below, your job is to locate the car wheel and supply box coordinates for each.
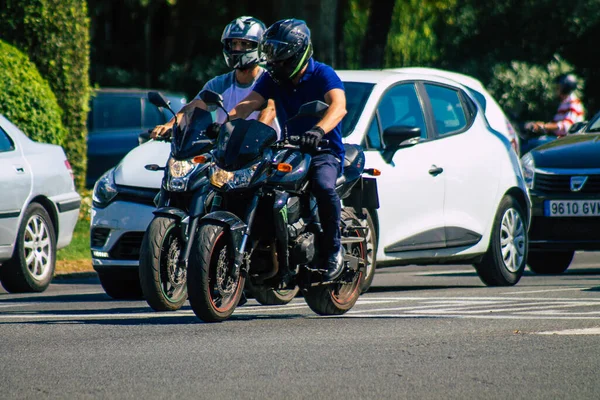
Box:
[527,251,574,274]
[0,203,56,293]
[97,270,144,299]
[474,195,527,286]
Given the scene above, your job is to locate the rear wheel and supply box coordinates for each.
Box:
[474,195,527,286]
[527,251,574,274]
[139,217,187,311]
[98,270,143,299]
[188,223,245,322]
[353,208,377,293]
[303,208,365,315]
[0,203,56,293]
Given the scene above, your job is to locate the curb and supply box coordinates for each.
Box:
[53,271,98,280]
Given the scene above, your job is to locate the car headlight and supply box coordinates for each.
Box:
[168,158,195,178]
[520,153,535,189]
[210,162,260,189]
[93,169,118,208]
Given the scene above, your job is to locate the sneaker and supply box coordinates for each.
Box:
[323,247,345,281]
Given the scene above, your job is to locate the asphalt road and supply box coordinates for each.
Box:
[1,252,600,399]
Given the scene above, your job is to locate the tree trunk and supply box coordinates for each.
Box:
[360,0,395,69]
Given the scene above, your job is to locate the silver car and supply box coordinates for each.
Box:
[0,114,81,293]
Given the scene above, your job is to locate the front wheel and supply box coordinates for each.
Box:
[303,208,365,315]
[474,195,527,286]
[252,286,299,305]
[0,203,56,293]
[139,217,188,311]
[527,251,574,274]
[188,223,245,322]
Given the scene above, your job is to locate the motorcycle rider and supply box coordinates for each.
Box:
[525,73,585,137]
[151,16,279,139]
[228,18,347,281]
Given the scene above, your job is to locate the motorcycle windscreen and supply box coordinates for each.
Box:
[214,119,278,170]
[172,107,214,160]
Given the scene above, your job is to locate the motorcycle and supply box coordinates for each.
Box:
[138,91,216,311]
[186,91,380,322]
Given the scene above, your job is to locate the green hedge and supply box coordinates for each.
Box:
[0,0,91,190]
[0,40,67,145]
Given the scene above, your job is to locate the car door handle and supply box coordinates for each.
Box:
[13,165,25,174]
[429,165,443,176]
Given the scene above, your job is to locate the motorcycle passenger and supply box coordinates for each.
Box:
[228,18,348,280]
[151,16,279,139]
[525,73,586,137]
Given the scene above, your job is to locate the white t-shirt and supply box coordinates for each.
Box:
[194,68,281,138]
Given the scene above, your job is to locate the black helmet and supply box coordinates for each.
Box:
[260,19,313,84]
[555,73,578,95]
[221,16,266,69]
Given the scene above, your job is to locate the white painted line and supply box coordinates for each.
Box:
[537,327,600,335]
[501,287,587,295]
[340,314,600,320]
[414,270,474,276]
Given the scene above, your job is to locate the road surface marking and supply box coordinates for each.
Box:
[536,327,600,335]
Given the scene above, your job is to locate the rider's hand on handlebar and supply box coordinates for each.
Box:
[150,124,173,140]
[300,126,325,151]
[524,121,545,135]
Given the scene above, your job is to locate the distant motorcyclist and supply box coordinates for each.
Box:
[150,16,279,139]
[525,73,585,137]
[228,18,348,280]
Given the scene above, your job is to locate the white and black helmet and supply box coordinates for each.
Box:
[221,16,266,69]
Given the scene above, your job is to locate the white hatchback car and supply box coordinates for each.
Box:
[339,69,529,285]
[0,114,81,293]
[92,67,530,294]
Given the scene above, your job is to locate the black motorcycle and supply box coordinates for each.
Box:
[138,91,216,311]
[186,92,380,322]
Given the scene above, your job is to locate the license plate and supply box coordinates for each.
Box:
[544,200,600,217]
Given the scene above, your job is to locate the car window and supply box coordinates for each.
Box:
[91,96,142,130]
[425,84,467,136]
[377,83,427,139]
[365,117,382,149]
[143,100,166,127]
[343,82,374,137]
[0,127,15,152]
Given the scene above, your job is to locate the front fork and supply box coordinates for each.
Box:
[230,193,260,280]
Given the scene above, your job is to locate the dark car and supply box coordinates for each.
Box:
[86,88,186,188]
[520,110,600,273]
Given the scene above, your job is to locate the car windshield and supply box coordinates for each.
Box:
[342,82,374,137]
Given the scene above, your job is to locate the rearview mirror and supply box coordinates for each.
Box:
[148,91,170,109]
[200,90,225,109]
[381,125,422,164]
[296,101,329,119]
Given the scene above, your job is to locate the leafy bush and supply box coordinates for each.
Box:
[487,55,585,123]
[0,0,92,190]
[0,40,67,145]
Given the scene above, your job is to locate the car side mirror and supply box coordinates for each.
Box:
[568,121,587,134]
[381,125,422,164]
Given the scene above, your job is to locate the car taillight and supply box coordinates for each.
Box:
[64,159,75,181]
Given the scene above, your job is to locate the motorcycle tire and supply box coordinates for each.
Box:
[188,222,245,322]
[303,208,365,316]
[139,216,188,311]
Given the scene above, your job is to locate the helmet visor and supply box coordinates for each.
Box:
[260,39,297,63]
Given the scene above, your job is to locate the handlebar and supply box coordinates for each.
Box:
[287,135,330,147]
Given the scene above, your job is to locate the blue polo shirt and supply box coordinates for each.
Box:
[253,58,345,162]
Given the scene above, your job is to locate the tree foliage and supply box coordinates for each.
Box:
[0,40,67,145]
[0,0,92,189]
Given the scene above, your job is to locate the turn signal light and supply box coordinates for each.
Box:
[277,163,292,173]
[364,168,381,176]
[192,155,208,164]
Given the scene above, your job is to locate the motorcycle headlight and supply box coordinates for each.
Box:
[210,162,260,189]
[520,153,535,189]
[93,169,118,208]
[168,158,195,178]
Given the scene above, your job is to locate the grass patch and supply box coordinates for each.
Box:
[55,189,94,274]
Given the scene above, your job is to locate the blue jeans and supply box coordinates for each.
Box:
[310,153,341,257]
